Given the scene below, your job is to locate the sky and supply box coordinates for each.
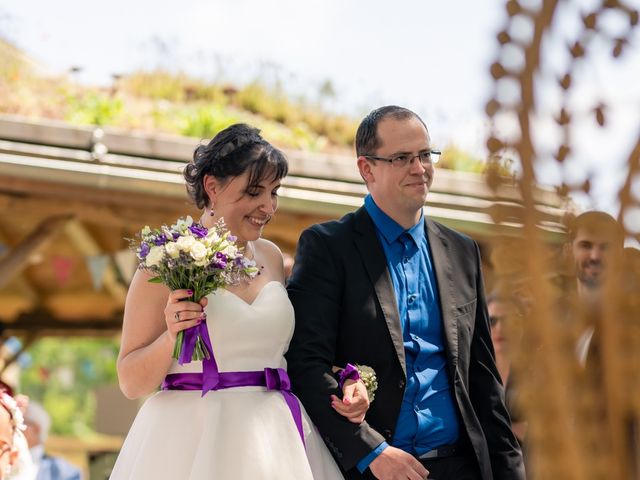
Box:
[1,0,639,230]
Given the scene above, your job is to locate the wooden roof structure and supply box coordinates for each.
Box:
[0,114,567,342]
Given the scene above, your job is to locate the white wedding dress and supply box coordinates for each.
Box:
[110,281,343,479]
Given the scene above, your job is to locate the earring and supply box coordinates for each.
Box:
[209,210,214,216]
[209,202,215,216]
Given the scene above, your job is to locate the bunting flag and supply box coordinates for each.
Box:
[114,249,138,284]
[86,254,110,291]
[51,256,75,285]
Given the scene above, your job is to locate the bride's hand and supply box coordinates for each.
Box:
[164,290,208,342]
[331,379,370,424]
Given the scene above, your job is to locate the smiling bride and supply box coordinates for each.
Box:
[109,124,368,480]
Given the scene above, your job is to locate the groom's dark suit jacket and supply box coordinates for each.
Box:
[286,207,525,480]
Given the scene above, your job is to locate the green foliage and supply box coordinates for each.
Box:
[439,144,516,174]
[65,92,123,126]
[120,71,230,104]
[439,145,487,173]
[20,338,120,437]
[180,106,240,139]
[120,70,187,102]
[235,82,270,115]
[0,49,358,151]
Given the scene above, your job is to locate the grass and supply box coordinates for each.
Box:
[0,38,502,172]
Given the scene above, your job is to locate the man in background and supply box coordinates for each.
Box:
[22,402,81,480]
[565,211,624,366]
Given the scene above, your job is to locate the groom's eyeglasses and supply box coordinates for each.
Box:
[364,149,441,168]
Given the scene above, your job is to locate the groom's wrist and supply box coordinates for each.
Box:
[356,441,389,473]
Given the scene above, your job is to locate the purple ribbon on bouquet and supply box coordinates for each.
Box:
[164,325,305,447]
[338,363,360,389]
[177,321,220,394]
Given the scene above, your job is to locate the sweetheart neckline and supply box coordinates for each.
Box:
[221,280,285,307]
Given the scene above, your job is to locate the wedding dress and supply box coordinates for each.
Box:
[110,281,343,479]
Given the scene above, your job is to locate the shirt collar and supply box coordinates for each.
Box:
[364,194,425,246]
[30,444,45,464]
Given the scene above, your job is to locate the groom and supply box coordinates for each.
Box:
[286,106,525,479]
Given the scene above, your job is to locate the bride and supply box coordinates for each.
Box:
[110,124,368,479]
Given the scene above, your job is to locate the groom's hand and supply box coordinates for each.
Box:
[369,446,428,480]
[331,379,369,423]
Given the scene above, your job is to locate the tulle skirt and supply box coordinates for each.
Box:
[109,387,344,479]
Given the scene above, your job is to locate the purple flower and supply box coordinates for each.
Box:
[139,243,150,258]
[214,252,228,268]
[189,224,208,238]
[228,235,237,242]
[154,234,167,246]
[172,231,180,240]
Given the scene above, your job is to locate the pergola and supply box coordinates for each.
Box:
[0,114,566,346]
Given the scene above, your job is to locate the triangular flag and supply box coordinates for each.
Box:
[114,249,138,284]
[86,255,110,291]
[52,256,74,285]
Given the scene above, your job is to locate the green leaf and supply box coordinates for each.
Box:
[147,277,163,284]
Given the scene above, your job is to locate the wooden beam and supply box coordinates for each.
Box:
[44,290,121,320]
[0,191,190,229]
[0,214,73,289]
[3,311,122,336]
[63,219,127,305]
[0,228,39,304]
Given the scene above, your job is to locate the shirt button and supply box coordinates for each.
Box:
[398,379,406,389]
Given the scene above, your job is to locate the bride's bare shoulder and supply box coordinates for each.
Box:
[254,239,285,279]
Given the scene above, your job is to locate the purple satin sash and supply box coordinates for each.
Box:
[162,368,305,447]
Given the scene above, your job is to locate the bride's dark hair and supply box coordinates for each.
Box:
[183,123,288,209]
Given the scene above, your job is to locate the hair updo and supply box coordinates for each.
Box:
[183,123,288,209]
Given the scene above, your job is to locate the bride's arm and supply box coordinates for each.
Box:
[258,239,371,422]
[116,270,205,399]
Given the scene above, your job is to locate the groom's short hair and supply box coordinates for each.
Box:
[355,106,427,157]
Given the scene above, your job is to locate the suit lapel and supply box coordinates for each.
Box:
[353,208,406,374]
[426,218,459,369]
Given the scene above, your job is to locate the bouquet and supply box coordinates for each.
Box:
[355,364,378,402]
[130,216,259,362]
[336,363,378,402]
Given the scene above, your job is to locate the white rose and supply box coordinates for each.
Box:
[145,246,165,267]
[176,235,196,251]
[223,244,238,257]
[165,242,180,259]
[189,242,208,262]
[194,257,209,267]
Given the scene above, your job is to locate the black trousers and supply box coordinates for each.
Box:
[419,454,481,480]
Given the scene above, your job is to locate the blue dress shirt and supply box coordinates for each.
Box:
[357,195,459,472]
